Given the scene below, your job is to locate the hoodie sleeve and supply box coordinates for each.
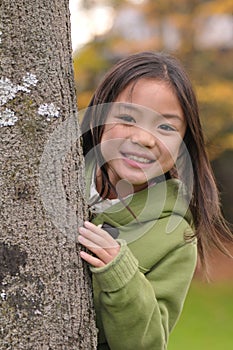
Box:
[91,235,197,350]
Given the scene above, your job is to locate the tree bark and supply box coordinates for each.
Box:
[0,0,97,349]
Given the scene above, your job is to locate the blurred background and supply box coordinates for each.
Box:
[69,1,233,348]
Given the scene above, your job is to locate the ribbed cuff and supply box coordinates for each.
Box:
[90,239,138,292]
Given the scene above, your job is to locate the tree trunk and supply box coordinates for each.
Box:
[0,0,97,349]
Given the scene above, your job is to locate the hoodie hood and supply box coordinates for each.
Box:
[86,160,192,225]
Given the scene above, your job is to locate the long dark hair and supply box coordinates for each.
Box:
[81,51,233,270]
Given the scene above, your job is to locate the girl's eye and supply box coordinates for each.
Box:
[158,124,176,132]
[117,114,136,124]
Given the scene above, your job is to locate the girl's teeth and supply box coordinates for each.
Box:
[125,154,152,163]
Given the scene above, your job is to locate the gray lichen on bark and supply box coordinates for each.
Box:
[0,0,97,349]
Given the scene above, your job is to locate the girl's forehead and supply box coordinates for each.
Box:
[117,78,171,97]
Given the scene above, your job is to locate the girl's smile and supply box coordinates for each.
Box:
[99,79,186,197]
[121,151,155,167]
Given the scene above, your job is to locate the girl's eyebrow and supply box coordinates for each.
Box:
[161,113,183,122]
[118,103,140,113]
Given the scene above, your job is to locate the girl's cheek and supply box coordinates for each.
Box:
[159,137,182,157]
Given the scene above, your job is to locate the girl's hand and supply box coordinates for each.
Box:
[78,221,120,268]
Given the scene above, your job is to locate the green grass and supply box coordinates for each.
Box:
[168,280,233,350]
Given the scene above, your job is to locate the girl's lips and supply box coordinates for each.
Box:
[121,152,156,168]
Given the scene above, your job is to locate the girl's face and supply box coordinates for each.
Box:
[99,79,186,195]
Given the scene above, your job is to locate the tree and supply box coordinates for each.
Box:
[0,0,97,348]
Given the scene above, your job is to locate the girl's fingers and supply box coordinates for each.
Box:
[78,224,119,249]
[78,234,118,264]
[78,227,107,248]
[78,221,121,266]
[84,221,116,244]
[80,251,105,268]
[83,221,104,233]
[78,233,101,249]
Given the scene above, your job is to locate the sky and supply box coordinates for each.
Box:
[69,0,115,50]
[69,0,145,50]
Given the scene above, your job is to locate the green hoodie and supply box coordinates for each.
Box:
[85,163,197,350]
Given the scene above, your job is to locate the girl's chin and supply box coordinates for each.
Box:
[107,160,160,188]
[113,174,150,189]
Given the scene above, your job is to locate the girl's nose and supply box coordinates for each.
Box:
[131,128,156,148]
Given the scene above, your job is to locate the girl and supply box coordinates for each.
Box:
[78,52,232,349]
